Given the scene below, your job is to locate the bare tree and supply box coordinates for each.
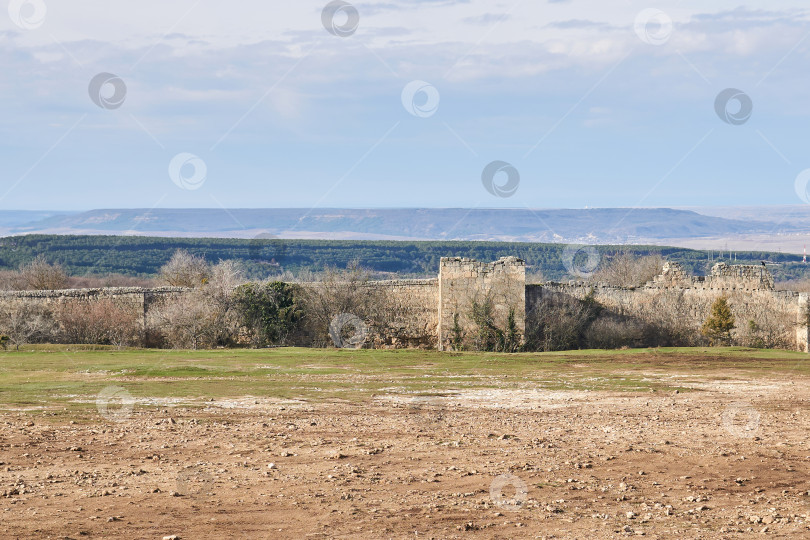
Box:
[206,260,245,308]
[298,262,390,347]
[0,270,23,291]
[524,291,601,351]
[203,260,245,345]
[0,300,57,350]
[147,261,245,349]
[147,291,219,349]
[18,256,68,290]
[591,253,664,288]
[159,250,210,287]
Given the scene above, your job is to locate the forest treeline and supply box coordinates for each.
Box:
[0,234,806,282]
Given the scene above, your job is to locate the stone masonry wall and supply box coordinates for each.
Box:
[437,257,525,351]
[289,279,439,349]
[651,262,775,290]
[1,259,808,352]
[365,279,438,349]
[529,262,808,351]
[0,287,188,330]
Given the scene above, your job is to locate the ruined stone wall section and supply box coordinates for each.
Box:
[0,287,188,329]
[648,262,774,291]
[364,279,438,349]
[2,260,808,352]
[283,279,438,349]
[531,280,804,351]
[437,257,525,351]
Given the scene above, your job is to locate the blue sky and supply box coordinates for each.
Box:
[1,0,809,210]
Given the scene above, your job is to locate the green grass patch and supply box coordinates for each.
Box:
[0,346,806,411]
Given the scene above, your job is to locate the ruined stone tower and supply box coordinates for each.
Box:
[437,256,526,351]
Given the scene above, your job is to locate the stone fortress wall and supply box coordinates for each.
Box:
[437,257,525,351]
[530,261,808,352]
[2,257,808,352]
[0,287,187,329]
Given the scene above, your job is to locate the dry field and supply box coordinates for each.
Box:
[1,347,809,539]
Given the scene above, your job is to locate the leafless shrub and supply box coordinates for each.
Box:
[204,260,245,346]
[633,290,705,347]
[18,255,68,290]
[526,288,706,351]
[0,299,57,349]
[0,270,23,291]
[147,291,221,349]
[277,268,318,284]
[591,253,664,288]
[147,260,245,349]
[583,315,647,349]
[727,292,793,349]
[54,298,142,348]
[0,269,152,291]
[159,250,210,287]
[524,291,601,351]
[297,262,390,348]
[206,260,246,309]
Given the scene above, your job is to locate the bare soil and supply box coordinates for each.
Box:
[2,372,810,539]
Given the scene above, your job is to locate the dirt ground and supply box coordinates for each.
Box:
[2,374,810,539]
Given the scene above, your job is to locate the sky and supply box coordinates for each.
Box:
[1,0,809,211]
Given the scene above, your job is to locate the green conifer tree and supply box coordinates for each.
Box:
[701,296,735,345]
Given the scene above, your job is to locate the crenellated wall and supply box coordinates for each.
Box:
[649,261,775,290]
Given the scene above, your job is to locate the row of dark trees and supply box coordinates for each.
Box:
[2,234,808,283]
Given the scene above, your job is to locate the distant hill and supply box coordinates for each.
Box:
[0,210,76,228]
[0,208,787,245]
